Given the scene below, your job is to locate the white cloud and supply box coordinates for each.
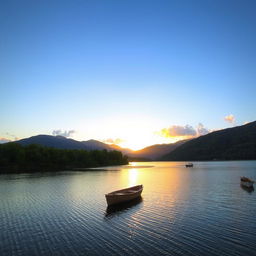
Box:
[5,132,18,141]
[103,138,124,145]
[196,123,210,136]
[224,114,235,123]
[52,129,76,137]
[160,125,196,138]
[159,123,210,139]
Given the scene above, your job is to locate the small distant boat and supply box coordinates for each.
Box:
[105,185,143,206]
[185,163,193,167]
[240,176,254,188]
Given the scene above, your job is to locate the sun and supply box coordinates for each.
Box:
[117,132,160,151]
[97,116,180,151]
[116,132,152,151]
[119,140,148,151]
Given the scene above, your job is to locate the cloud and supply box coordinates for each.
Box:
[103,138,124,145]
[159,123,210,139]
[224,114,235,123]
[160,125,197,138]
[0,137,11,144]
[196,123,210,136]
[52,130,76,138]
[5,132,18,141]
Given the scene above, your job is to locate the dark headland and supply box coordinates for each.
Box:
[0,144,128,174]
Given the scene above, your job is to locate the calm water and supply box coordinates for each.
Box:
[1,161,256,256]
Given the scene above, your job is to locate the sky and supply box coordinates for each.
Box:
[0,0,256,150]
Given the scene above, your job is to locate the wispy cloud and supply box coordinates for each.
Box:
[159,123,210,139]
[0,137,11,144]
[197,123,210,136]
[224,114,235,123]
[103,138,124,145]
[5,132,18,141]
[52,130,76,138]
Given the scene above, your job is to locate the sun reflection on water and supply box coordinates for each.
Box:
[128,168,138,187]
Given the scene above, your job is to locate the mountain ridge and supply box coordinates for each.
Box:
[10,121,256,162]
[14,135,182,160]
[161,121,256,161]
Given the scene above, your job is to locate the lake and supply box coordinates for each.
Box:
[0,161,256,256]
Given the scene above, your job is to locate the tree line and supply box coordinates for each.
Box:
[0,143,128,173]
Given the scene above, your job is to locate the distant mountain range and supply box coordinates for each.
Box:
[162,121,256,161]
[11,121,256,161]
[127,140,187,160]
[15,135,185,160]
[17,135,112,151]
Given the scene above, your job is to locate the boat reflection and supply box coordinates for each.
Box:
[240,184,254,194]
[105,196,143,217]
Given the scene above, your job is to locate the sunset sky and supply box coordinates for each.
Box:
[1,0,255,150]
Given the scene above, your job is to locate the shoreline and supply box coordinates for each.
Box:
[1,159,256,175]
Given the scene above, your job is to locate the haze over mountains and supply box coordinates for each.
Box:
[10,121,256,161]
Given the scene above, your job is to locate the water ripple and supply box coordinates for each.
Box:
[0,161,256,255]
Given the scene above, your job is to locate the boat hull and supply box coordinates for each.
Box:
[105,185,143,206]
[240,181,254,188]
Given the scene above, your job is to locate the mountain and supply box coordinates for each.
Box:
[162,121,256,161]
[81,139,113,150]
[11,122,256,161]
[17,135,113,151]
[17,135,87,149]
[14,135,188,160]
[16,135,135,154]
[130,140,188,160]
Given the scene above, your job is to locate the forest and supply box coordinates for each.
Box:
[0,143,128,173]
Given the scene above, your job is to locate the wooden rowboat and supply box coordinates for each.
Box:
[240,176,254,188]
[105,185,143,206]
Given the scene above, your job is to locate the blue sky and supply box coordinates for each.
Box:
[1,0,255,149]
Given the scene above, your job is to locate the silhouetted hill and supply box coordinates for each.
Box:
[162,121,256,161]
[15,135,188,161]
[81,139,113,150]
[17,135,87,149]
[17,135,116,150]
[16,135,136,154]
[130,140,188,160]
